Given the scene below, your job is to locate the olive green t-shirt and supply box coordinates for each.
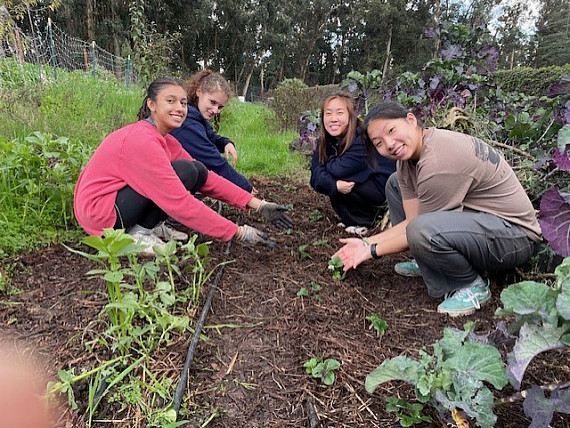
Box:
[397,128,541,241]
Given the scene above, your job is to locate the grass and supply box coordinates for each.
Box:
[0,59,308,256]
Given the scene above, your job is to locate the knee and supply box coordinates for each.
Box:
[406,216,435,251]
[172,160,209,191]
[193,161,209,188]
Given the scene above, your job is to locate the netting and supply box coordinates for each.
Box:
[0,19,136,85]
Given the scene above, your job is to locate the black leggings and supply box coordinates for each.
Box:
[330,177,386,227]
[113,159,208,230]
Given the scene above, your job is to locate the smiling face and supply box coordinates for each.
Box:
[367,113,424,161]
[147,84,188,135]
[196,88,228,120]
[323,97,350,138]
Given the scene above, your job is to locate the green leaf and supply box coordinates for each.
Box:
[365,356,421,393]
[323,371,335,385]
[445,342,507,390]
[498,281,557,320]
[557,124,570,152]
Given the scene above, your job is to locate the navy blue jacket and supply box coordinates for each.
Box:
[171,104,253,192]
[310,128,396,197]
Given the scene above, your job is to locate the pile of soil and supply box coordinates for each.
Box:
[1,177,568,427]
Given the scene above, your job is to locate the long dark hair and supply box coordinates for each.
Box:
[137,77,184,120]
[363,101,424,142]
[183,70,234,107]
[318,92,361,164]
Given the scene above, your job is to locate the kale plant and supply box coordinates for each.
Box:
[365,322,507,428]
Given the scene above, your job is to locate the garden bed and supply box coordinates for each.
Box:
[1,177,568,427]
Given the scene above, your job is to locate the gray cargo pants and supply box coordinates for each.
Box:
[385,173,537,297]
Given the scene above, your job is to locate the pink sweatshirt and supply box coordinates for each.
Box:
[74,121,253,241]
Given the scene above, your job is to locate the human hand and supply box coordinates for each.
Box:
[224,142,238,167]
[333,237,370,271]
[336,180,355,194]
[257,200,293,229]
[235,225,276,247]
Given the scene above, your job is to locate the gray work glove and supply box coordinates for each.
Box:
[235,225,276,248]
[257,200,293,229]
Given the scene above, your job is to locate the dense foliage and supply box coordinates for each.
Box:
[2,0,569,97]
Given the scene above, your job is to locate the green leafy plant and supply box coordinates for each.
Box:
[65,229,208,356]
[366,314,389,337]
[328,256,345,281]
[309,209,323,222]
[366,322,507,428]
[491,256,570,426]
[312,239,329,247]
[298,244,311,260]
[385,396,432,427]
[304,357,341,386]
[297,282,322,300]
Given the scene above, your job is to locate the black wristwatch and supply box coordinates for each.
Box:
[370,243,382,260]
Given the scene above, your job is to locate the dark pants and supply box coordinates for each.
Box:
[330,178,386,227]
[113,160,208,230]
[385,173,537,297]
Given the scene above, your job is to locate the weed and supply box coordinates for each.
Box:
[309,209,323,222]
[312,239,329,247]
[366,314,389,337]
[297,282,322,300]
[304,357,341,386]
[298,244,311,260]
[385,396,432,427]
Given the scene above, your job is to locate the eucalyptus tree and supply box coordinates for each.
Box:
[534,0,570,66]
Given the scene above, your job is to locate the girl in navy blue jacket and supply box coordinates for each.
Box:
[171,70,253,192]
[310,93,396,235]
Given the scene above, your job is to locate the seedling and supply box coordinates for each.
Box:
[296,282,322,300]
[385,396,432,427]
[309,209,323,222]
[312,239,329,247]
[366,314,389,337]
[304,357,340,386]
[298,244,311,260]
[328,256,345,281]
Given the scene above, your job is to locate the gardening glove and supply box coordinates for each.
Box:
[235,225,276,248]
[257,200,293,229]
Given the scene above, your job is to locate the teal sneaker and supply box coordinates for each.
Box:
[437,279,491,317]
[394,259,422,277]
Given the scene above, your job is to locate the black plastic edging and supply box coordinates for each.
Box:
[173,239,232,416]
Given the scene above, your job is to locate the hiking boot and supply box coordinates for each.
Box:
[152,221,188,242]
[394,259,422,277]
[437,278,491,317]
[127,224,167,256]
[344,226,369,236]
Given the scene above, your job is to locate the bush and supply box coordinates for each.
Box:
[268,78,311,130]
[494,64,570,96]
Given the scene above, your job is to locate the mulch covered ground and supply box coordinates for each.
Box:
[1,177,568,427]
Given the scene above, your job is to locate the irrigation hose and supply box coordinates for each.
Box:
[173,239,232,416]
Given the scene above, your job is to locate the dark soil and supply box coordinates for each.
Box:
[1,177,569,428]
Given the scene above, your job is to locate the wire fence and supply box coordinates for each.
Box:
[1,18,137,86]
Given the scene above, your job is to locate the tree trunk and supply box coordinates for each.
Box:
[87,0,95,42]
[382,25,392,81]
[432,0,441,58]
[242,68,254,100]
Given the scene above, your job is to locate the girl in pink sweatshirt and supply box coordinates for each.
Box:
[74,77,292,254]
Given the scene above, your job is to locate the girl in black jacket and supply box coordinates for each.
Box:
[310,93,396,235]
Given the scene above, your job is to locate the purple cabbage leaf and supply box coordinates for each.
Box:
[523,385,570,428]
[539,187,570,257]
[506,323,567,390]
